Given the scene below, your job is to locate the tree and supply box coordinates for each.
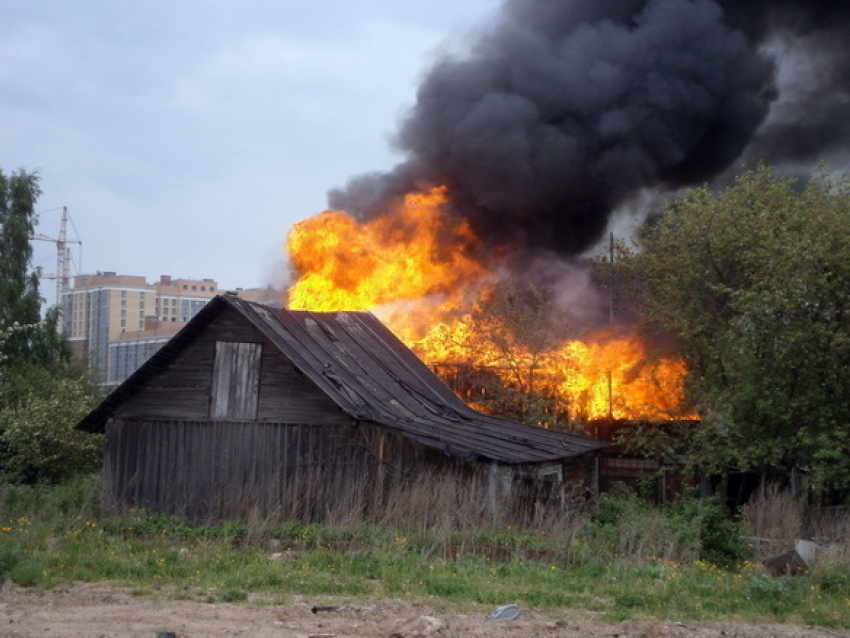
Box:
[0,168,100,482]
[433,279,581,429]
[619,165,850,493]
[0,169,41,344]
[0,169,71,373]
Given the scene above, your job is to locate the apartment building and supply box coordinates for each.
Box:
[62,272,219,385]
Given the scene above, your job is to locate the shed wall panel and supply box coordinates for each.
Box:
[257,349,351,425]
[112,305,351,426]
[103,419,483,522]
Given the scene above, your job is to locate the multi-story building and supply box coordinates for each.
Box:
[62,272,220,385]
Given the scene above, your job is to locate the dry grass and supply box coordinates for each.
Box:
[741,483,805,558]
[143,464,587,541]
[741,483,850,568]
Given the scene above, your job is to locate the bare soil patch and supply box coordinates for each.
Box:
[0,583,846,638]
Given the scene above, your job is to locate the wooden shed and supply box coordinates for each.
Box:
[77,295,607,525]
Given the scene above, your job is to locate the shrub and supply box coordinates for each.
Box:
[0,375,103,484]
[584,485,749,568]
[668,496,749,569]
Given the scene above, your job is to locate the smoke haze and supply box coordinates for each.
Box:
[329,0,850,256]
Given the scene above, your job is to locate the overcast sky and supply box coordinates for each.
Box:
[2,1,499,306]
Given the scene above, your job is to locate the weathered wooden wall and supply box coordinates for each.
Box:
[114,307,350,426]
[104,419,480,522]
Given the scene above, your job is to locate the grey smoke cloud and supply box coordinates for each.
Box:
[329,0,850,256]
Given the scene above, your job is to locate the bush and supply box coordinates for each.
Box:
[0,375,103,484]
[668,496,749,569]
[584,485,749,568]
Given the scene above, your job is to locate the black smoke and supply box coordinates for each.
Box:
[329,0,850,256]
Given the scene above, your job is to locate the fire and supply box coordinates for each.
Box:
[287,187,498,344]
[286,187,696,424]
[559,328,693,421]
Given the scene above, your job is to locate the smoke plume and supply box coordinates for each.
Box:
[329,0,850,256]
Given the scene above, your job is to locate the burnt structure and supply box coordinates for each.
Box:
[77,295,606,523]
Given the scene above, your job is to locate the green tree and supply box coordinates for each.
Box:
[0,168,100,482]
[0,374,102,484]
[0,169,42,359]
[619,166,850,493]
[0,169,71,374]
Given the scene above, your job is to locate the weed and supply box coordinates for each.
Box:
[220,589,248,602]
[813,568,850,595]
[9,558,48,587]
[0,540,21,578]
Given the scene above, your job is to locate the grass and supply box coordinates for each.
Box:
[0,475,848,629]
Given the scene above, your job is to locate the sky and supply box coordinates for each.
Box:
[1,1,499,307]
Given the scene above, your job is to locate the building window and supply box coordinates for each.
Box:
[121,291,127,298]
[201,286,206,291]
[121,309,126,317]
[120,319,126,327]
[182,285,188,290]
[192,285,197,291]
[121,299,127,307]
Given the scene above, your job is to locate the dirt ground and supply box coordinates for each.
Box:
[0,583,847,638]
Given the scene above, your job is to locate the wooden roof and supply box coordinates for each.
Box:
[77,295,606,464]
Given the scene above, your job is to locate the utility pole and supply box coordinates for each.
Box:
[607,231,614,421]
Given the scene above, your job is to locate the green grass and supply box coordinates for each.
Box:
[0,476,848,628]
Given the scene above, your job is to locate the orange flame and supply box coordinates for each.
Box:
[286,186,696,423]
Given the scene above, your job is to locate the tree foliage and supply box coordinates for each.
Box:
[0,169,72,373]
[0,373,102,484]
[0,168,101,483]
[0,169,41,329]
[620,165,850,492]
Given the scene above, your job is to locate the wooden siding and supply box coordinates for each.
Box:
[112,337,216,421]
[113,306,350,426]
[256,339,351,425]
[103,417,600,524]
[104,419,471,522]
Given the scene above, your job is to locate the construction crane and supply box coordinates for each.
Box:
[31,206,83,308]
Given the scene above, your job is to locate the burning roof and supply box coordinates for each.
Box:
[283,0,850,423]
[76,295,606,464]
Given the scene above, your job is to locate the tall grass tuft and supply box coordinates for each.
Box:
[741,483,805,559]
[0,474,101,522]
[742,484,850,573]
[579,484,749,568]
